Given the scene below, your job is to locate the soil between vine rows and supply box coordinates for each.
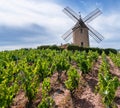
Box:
[11,57,120,108]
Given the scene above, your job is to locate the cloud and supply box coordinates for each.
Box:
[0,0,120,50]
[0,24,48,45]
[89,11,120,48]
[0,0,73,28]
[0,0,74,50]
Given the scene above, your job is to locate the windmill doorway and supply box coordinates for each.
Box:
[81,42,83,47]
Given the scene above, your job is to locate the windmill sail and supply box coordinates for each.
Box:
[89,31,102,43]
[62,28,73,41]
[83,8,102,23]
[87,24,104,42]
[63,7,80,22]
[62,25,80,42]
[62,6,104,47]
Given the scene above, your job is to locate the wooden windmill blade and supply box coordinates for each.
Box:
[63,7,80,22]
[65,7,80,19]
[87,24,104,43]
[64,34,73,42]
[62,28,73,42]
[87,24,104,40]
[62,6,104,47]
[62,25,80,42]
[83,8,102,23]
[89,31,102,43]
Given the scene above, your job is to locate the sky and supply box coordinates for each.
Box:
[0,0,120,50]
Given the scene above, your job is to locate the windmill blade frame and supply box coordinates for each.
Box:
[61,6,104,47]
[89,31,102,43]
[65,7,80,19]
[63,7,80,22]
[62,28,73,42]
[87,24,104,43]
[62,25,81,42]
[83,8,102,23]
[64,34,73,42]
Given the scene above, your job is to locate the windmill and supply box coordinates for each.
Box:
[62,7,104,47]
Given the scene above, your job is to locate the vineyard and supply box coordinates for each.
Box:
[0,48,120,108]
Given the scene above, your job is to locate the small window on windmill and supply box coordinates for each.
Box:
[80,29,83,33]
[81,42,83,47]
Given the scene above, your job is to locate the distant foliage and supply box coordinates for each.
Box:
[67,44,117,55]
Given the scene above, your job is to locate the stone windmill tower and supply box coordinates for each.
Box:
[62,7,104,47]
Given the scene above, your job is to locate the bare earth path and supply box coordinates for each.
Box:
[11,57,120,108]
[107,57,120,108]
[50,57,105,108]
[72,57,104,108]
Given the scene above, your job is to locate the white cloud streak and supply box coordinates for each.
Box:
[0,0,73,30]
[89,12,120,44]
[0,0,120,50]
[0,0,74,50]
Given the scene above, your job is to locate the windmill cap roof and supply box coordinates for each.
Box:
[73,20,88,30]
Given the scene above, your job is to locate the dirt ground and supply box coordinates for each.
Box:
[11,57,120,108]
[107,57,120,108]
